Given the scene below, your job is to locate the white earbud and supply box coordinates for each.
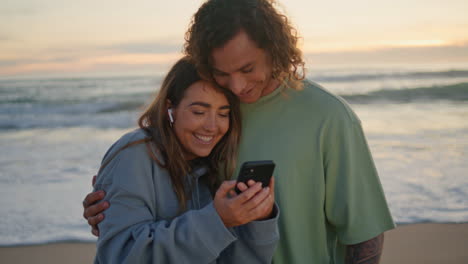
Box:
[168,108,174,126]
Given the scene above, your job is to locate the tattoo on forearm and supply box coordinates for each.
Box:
[345,234,384,264]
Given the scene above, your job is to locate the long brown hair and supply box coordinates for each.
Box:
[138,57,241,210]
[184,0,305,89]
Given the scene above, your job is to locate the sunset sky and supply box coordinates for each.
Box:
[1,0,467,78]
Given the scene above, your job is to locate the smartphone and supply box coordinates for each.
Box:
[235,160,275,194]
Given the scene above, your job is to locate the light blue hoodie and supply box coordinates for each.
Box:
[93,129,279,263]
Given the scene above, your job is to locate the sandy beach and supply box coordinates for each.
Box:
[1,223,467,264]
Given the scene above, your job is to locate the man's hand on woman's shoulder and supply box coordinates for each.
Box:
[82,175,109,237]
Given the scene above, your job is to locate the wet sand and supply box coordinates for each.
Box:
[1,223,467,264]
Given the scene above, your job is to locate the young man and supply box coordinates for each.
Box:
[83,0,395,263]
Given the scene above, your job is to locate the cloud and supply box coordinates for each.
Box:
[0,38,186,77]
[0,51,182,77]
[0,60,19,67]
[0,6,40,16]
[32,39,183,58]
[0,56,77,67]
[4,41,468,78]
[305,44,468,66]
[0,33,15,42]
[108,41,183,54]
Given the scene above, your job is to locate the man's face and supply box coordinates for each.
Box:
[211,30,278,104]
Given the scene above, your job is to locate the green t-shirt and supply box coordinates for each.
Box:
[237,80,395,264]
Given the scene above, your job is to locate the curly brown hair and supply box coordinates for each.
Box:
[184,0,305,90]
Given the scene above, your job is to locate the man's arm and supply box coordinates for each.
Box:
[345,233,384,264]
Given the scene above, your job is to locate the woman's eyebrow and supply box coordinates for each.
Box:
[188,102,230,110]
[189,102,210,107]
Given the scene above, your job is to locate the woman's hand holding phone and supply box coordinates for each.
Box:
[237,177,275,221]
[213,178,275,227]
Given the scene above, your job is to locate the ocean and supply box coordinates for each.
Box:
[1,66,467,246]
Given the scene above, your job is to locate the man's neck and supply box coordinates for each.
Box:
[260,78,281,97]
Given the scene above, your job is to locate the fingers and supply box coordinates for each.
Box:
[84,202,107,238]
[247,179,256,187]
[258,178,276,218]
[214,178,274,227]
[250,190,274,219]
[244,178,275,219]
[237,178,270,192]
[233,182,263,204]
[268,177,275,195]
[237,179,258,192]
[236,182,249,192]
[245,178,275,209]
[228,189,237,198]
[91,228,100,237]
[83,200,109,220]
[215,180,237,198]
[83,190,105,209]
[87,213,104,227]
[83,186,105,237]
[88,213,104,237]
[244,186,270,211]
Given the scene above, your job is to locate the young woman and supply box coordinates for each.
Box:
[93,57,278,263]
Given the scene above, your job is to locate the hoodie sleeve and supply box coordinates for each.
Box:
[93,143,237,264]
[218,204,280,264]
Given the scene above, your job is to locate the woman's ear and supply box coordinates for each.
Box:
[166,99,172,110]
[167,108,174,125]
[166,99,174,126]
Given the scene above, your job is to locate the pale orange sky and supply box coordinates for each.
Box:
[1,0,467,78]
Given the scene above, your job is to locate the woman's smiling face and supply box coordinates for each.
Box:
[171,80,231,160]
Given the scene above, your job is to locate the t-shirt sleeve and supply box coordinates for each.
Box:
[323,110,395,245]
